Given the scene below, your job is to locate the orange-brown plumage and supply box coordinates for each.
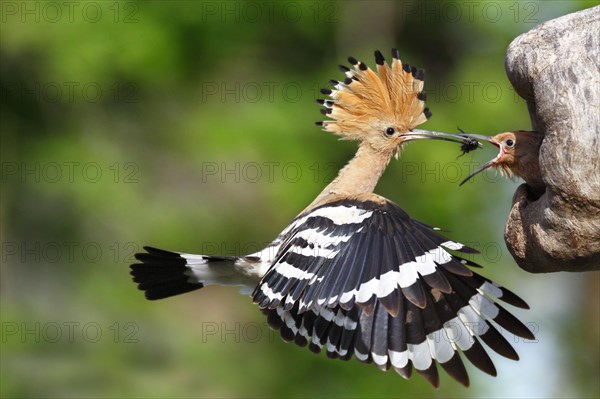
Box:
[317,50,430,156]
[460,130,545,195]
[310,49,468,211]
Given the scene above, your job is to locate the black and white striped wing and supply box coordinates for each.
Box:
[262,275,532,387]
[254,197,480,314]
[253,197,533,386]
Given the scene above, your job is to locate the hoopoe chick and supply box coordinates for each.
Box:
[130,50,534,388]
[460,131,545,195]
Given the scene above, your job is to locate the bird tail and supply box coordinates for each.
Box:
[130,246,242,300]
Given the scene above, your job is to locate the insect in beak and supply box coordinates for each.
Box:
[405,129,481,145]
[458,134,503,186]
[455,128,483,158]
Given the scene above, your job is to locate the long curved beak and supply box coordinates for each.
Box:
[458,134,501,186]
[459,159,497,186]
[408,129,480,144]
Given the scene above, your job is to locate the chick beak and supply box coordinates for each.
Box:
[459,135,502,186]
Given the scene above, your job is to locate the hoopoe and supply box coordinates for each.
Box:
[131,49,534,388]
[459,131,545,195]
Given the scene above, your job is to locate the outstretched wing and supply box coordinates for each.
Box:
[253,196,533,387]
[263,275,532,387]
[254,196,480,315]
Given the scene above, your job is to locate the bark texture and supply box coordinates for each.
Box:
[503,6,600,272]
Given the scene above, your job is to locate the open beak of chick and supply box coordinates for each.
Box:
[459,134,506,186]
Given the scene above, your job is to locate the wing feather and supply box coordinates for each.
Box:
[253,196,532,387]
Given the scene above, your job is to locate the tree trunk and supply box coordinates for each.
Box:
[503,6,600,273]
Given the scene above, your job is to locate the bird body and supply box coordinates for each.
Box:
[131,50,534,388]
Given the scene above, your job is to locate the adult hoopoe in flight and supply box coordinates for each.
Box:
[459,131,545,196]
[130,49,534,388]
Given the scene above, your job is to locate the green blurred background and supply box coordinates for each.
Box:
[2,1,598,397]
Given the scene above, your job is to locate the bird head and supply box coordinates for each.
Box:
[459,130,543,186]
[317,49,471,157]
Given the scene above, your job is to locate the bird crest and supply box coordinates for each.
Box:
[317,49,431,142]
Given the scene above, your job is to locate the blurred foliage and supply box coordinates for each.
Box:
[1,1,598,398]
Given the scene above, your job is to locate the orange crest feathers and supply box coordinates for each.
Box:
[316,49,431,140]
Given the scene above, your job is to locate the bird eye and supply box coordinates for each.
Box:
[385,127,396,136]
[505,139,515,147]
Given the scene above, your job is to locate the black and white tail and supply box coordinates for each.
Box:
[131,197,534,387]
[130,246,249,300]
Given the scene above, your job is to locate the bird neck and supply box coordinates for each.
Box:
[305,143,393,211]
[514,131,545,194]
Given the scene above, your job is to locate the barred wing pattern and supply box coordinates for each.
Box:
[253,197,533,387]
